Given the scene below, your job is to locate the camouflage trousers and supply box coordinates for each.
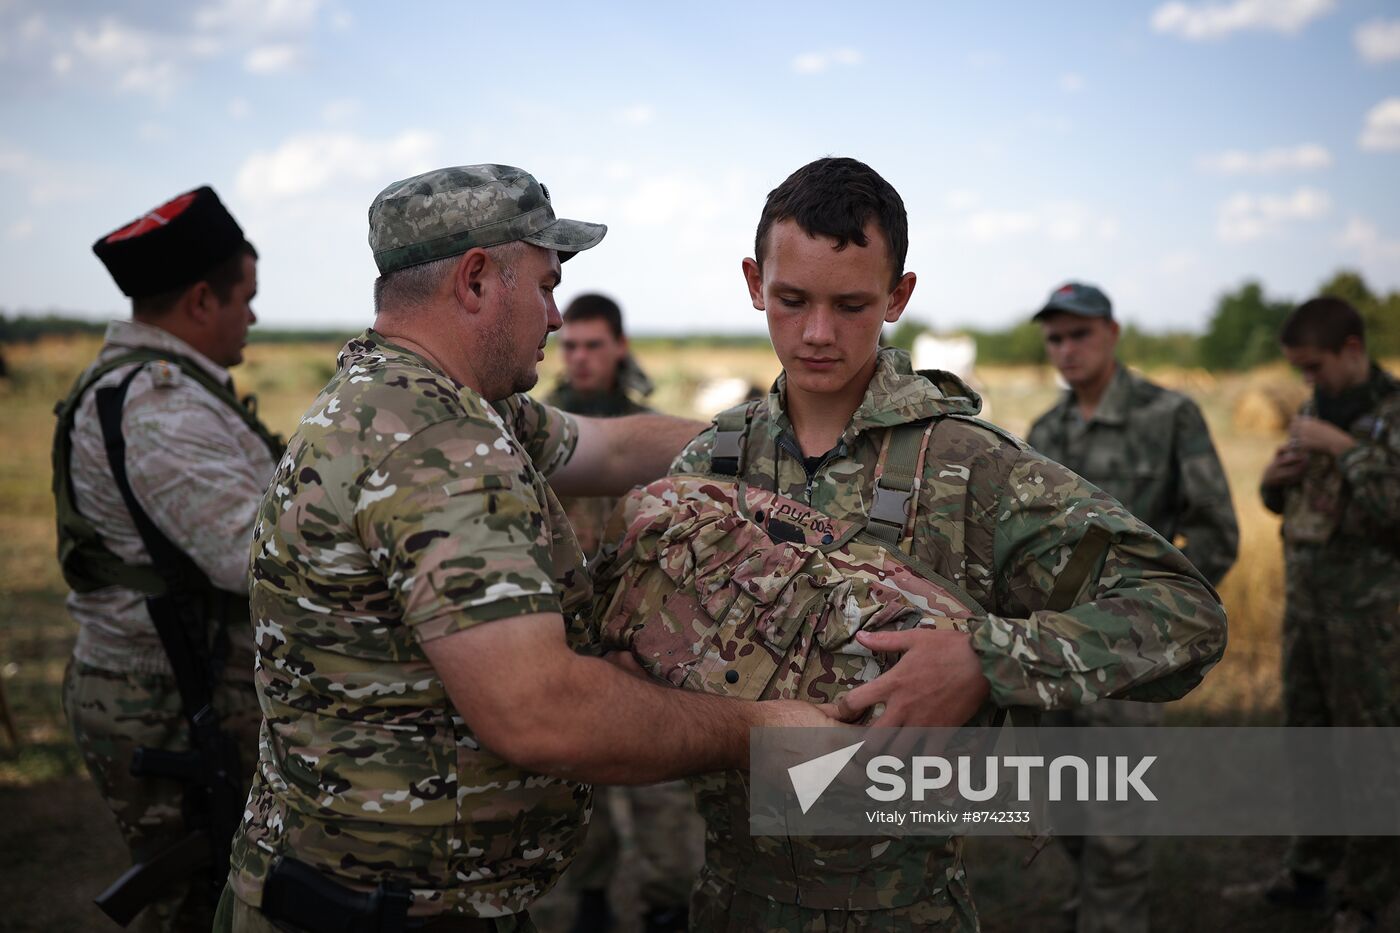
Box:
[687,863,978,933]
[1281,544,1400,914]
[62,657,262,933]
[564,781,702,909]
[1044,700,1164,933]
[212,884,537,932]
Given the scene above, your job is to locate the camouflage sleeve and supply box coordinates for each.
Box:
[354,418,562,643]
[669,424,717,475]
[1172,399,1239,587]
[1337,404,1400,526]
[492,394,580,477]
[971,449,1227,710]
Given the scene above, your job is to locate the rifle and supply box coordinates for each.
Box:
[90,369,248,926]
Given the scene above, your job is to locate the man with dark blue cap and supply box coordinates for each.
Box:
[1028,280,1238,933]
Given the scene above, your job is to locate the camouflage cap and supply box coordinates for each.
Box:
[368,164,606,274]
[1033,281,1114,322]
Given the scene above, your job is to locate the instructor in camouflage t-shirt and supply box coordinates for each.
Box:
[217,164,833,933]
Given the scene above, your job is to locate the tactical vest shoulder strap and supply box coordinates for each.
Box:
[709,401,760,476]
[51,348,281,595]
[865,420,937,548]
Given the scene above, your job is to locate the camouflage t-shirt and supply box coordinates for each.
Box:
[229,330,591,918]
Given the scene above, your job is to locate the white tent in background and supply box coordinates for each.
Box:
[910,332,990,419]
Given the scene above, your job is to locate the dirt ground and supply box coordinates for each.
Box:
[0,769,1363,933]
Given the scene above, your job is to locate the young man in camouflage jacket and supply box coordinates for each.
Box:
[589,157,1228,931]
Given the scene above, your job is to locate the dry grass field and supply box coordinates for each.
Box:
[0,333,1358,931]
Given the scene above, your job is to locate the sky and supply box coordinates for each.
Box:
[1,0,1397,335]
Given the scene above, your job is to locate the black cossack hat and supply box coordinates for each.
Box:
[92,186,251,298]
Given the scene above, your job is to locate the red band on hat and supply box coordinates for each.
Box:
[104,192,198,243]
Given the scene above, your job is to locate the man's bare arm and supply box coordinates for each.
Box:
[548,412,705,496]
[422,612,832,783]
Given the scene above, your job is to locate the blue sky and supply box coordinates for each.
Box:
[1,0,1397,334]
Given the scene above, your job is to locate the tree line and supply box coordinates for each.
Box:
[890,269,1400,369]
[4,269,1396,370]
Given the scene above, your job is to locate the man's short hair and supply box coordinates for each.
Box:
[562,293,624,339]
[754,157,908,290]
[1280,296,1366,351]
[372,242,523,315]
[133,242,257,319]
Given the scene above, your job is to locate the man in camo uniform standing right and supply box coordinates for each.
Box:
[1027,281,1238,933]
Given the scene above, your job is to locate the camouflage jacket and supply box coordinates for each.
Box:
[545,379,650,556]
[229,330,592,918]
[61,320,279,675]
[1263,363,1400,556]
[1028,363,1239,586]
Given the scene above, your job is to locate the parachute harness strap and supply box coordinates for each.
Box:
[865,420,936,548]
[709,401,760,476]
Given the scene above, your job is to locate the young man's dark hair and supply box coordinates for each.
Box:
[1280,296,1366,351]
[133,242,259,319]
[753,156,908,289]
[562,292,624,339]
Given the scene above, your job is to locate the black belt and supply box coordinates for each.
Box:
[260,857,500,933]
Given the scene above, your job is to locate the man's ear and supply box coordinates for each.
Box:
[742,257,765,311]
[182,280,216,325]
[883,271,917,324]
[453,249,491,314]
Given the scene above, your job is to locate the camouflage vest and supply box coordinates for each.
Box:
[592,402,1103,908]
[52,349,285,615]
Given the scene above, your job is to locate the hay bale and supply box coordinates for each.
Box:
[1232,383,1307,435]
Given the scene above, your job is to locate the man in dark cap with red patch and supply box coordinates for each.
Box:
[53,185,282,932]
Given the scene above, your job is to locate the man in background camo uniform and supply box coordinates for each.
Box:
[1230,296,1400,933]
[57,186,277,932]
[1027,281,1238,933]
[546,294,701,933]
[217,163,833,933]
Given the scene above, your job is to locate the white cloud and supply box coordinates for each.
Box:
[235,130,438,202]
[0,142,100,205]
[1338,215,1400,262]
[614,104,655,126]
[1216,187,1330,243]
[193,0,324,34]
[10,1,326,95]
[956,201,1119,244]
[244,43,300,74]
[229,96,252,119]
[1196,143,1331,174]
[1151,0,1336,40]
[1359,98,1400,152]
[1059,72,1085,92]
[1355,19,1400,64]
[791,48,862,75]
[6,218,34,241]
